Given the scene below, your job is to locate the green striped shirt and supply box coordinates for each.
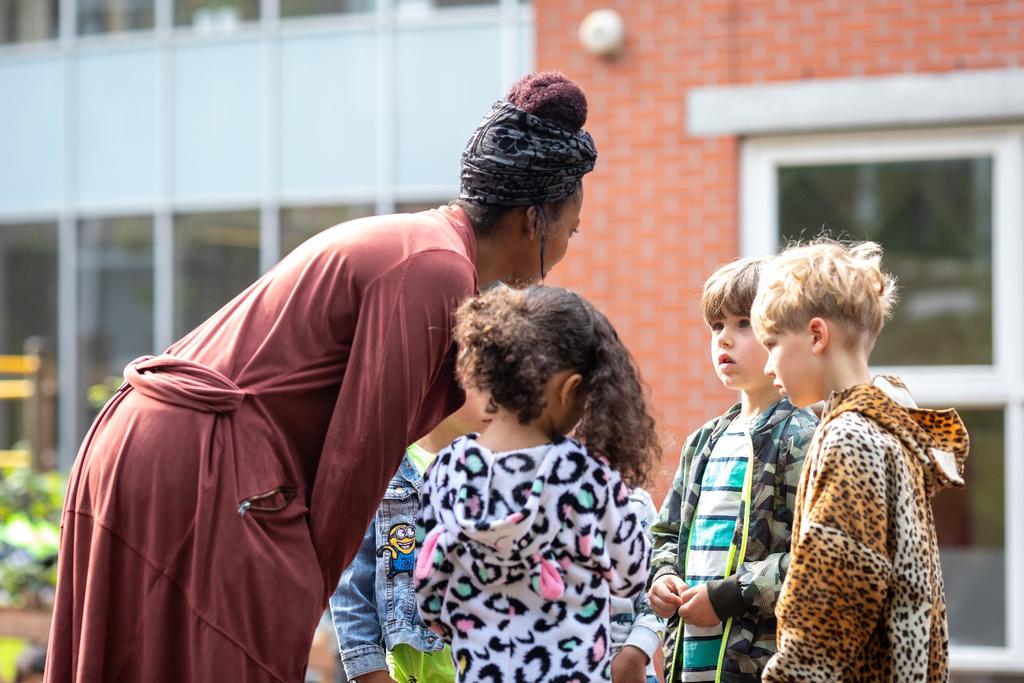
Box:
[681,419,750,681]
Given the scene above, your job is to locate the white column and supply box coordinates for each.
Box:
[376,0,396,214]
[498,0,519,88]
[259,0,281,271]
[56,0,77,468]
[154,0,174,351]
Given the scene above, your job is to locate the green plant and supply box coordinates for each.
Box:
[0,468,65,609]
[86,375,123,411]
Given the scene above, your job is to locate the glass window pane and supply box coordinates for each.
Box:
[778,158,993,366]
[174,211,259,338]
[0,0,58,43]
[0,223,58,458]
[280,31,377,195]
[281,0,374,17]
[174,0,258,28]
[172,41,262,201]
[76,48,158,207]
[280,204,374,255]
[0,56,63,214]
[933,408,1004,647]
[395,23,501,187]
[77,217,154,437]
[77,0,154,35]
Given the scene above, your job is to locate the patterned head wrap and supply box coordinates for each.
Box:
[459,100,597,207]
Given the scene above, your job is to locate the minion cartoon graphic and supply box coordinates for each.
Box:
[378,522,417,578]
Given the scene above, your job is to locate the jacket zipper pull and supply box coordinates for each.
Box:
[238,500,252,517]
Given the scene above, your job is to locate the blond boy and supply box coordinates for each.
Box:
[752,240,969,682]
[649,258,817,682]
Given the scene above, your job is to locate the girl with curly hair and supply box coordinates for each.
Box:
[415,285,661,683]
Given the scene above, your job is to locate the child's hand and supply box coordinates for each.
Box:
[676,583,721,627]
[610,645,649,683]
[648,574,688,618]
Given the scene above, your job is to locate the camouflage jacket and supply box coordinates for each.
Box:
[650,399,817,683]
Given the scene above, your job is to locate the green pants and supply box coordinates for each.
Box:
[386,643,455,683]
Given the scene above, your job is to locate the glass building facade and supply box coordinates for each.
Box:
[0,0,533,467]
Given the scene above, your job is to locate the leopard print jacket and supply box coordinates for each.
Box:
[763,378,969,682]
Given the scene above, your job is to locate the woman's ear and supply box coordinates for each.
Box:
[808,317,829,355]
[525,205,542,240]
[558,373,584,408]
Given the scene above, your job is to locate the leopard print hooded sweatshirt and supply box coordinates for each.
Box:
[763,377,969,683]
[415,434,651,683]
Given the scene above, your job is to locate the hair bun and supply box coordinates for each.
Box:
[506,71,588,133]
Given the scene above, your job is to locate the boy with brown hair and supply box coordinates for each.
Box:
[752,240,969,682]
[649,258,817,682]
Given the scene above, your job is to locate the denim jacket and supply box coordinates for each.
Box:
[610,488,666,678]
[329,453,444,679]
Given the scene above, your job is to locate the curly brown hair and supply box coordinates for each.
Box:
[453,285,660,488]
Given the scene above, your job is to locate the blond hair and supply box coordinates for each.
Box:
[700,257,767,325]
[751,240,897,349]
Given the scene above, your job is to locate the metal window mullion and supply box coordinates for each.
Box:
[154,0,174,351]
[259,204,281,271]
[376,0,396,215]
[56,0,77,469]
[57,215,77,470]
[259,0,281,271]
[156,0,172,32]
[498,0,518,88]
[60,0,76,43]
[154,212,173,350]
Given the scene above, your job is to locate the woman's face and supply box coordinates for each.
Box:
[503,184,585,286]
[538,185,584,276]
[499,185,584,287]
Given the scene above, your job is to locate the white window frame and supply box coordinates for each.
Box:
[741,125,1024,673]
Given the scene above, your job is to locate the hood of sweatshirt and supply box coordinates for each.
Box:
[418,434,639,604]
[429,434,597,563]
[820,375,969,497]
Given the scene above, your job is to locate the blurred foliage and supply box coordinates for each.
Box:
[86,375,123,411]
[0,468,65,609]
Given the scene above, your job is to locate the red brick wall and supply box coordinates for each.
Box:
[534,0,1024,501]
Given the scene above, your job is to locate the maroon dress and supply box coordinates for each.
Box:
[45,207,478,682]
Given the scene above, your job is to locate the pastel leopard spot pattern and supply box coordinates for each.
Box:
[416,435,651,682]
